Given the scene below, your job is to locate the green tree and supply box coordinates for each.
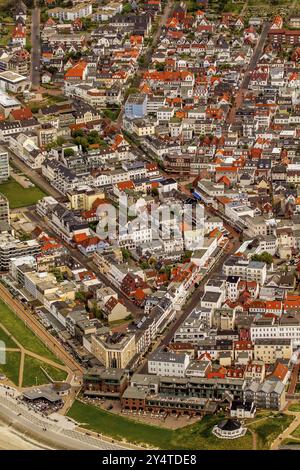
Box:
[155,63,165,72]
[122,248,131,261]
[64,148,75,157]
[122,2,132,13]
[251,252,273,265]
[75,291,86,302]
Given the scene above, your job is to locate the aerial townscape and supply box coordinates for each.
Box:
[2,0,300,454]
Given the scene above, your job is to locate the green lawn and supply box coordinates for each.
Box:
[281,438,300,446]
[22,356,67,387]
[291,423,300,439]
[67,401,253,450]
[0,300,63,364]
[288,403,300,412]
[0,351,20,384]
[249,414,294,450]
[0,325,18,349]
[0,178,46,208]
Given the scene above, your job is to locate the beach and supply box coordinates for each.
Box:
[0,420,51,450]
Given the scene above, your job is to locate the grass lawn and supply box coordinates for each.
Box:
[0,300,63,364]
[291,422,300,439]
[281,438,300,446]
[249,414,294,450]
[22,356,67,387]
[0,351,20,384]
[288,403,300,412]
[0,24,13,46]
[67,401,253,450]
[0,178,46,208]
[0,325,18,349]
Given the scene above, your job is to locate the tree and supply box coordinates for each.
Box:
[74,136,89,151]
[64,148,75,157]
[121,248,131,261]
[251,252,273,265]
[72,129,85,138]
[56,136,66,146]
[155,63,165,72]
[75,291,86,302]
[122,2,132,13]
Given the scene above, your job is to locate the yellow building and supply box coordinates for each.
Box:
[254,339,292,363]
[67,186,105,211]
[91,332,136,369]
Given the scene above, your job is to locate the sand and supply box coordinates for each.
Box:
[0,420,51,450]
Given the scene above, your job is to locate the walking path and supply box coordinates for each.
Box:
[271,411,299,449]
[0,321,68,389]
[0,386,128,450]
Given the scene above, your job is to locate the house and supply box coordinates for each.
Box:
[102,296,130,323]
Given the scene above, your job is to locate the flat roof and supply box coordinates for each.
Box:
[0,90,20,107]
[0,71,27,83]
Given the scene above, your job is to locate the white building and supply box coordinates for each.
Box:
[148,351,190,377]
[0,145,9,182]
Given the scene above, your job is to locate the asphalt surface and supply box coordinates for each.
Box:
[31,5,41,88]
[116,0,173,128]
[0,394,127,450]
[227,21,271,124]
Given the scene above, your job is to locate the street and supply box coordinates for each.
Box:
[116,0,173,128]
[227,21,271,124]
[31,3,41,89]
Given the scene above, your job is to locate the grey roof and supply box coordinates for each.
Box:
[149,350,187,364]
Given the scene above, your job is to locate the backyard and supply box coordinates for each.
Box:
[0,177,46,208]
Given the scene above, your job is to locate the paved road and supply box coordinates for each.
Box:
[117,0,173,128]
[227,21,271,124]
[0,283,83,377]
[0,392,128,450]
[160,238,240,347]
[31,4,41,88]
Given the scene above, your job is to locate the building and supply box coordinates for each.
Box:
[212,419,247,439]
[0,192,9,225]
[0,71,30,93]
[0,146,9,182]
[244,379,286,410]
[0,90,21,118]
[148,351,190,377]
[0,233,40,270]
[91,332,136,369]
[82,367,128,399]
[223,257,267,284]
[253,339,293,363]
[125,94,148,119]
[251,317,300,348]
[48,3,92,21]
[230,400,256,419]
